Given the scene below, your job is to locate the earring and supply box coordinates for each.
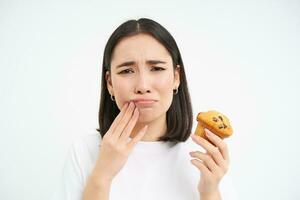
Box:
[110,95,116,101]
[173,88,178,95]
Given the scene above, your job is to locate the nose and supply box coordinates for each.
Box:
[134,73,151,94]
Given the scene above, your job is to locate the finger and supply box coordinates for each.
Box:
[190,151,219,173]
[111,101,136,140]
[191,134,226,168]
[119,107,139,142]
[127,125,148,150]
[190,159,212,177]
[205,129,230,162]
[105,102,129,138]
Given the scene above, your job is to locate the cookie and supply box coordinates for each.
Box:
[194,110,233,140]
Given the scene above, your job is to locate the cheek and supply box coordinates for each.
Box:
[157,73,174,91]
[154,75,174,104]
[112,77,133,103]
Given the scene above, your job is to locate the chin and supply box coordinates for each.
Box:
[137,116,153,124]
[137,110,164,124]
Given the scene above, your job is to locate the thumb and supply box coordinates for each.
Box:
[128,125,148,149]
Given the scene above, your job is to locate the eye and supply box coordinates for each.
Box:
[151,66,165,71]
[119,68,134,74]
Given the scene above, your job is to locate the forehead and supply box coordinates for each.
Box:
[111,34,172,65]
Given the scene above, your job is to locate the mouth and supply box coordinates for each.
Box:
[133,100,157,107]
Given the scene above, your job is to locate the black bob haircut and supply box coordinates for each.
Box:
[96,18,193,142]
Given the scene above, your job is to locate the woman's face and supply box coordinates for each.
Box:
[106,33,180,123]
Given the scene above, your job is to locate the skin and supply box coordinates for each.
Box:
[191,129,230,199]
[106,33,180,141]
[83,33,230,200]
[83,33,181,199]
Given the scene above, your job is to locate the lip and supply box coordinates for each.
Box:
[133,98,157,103]
[132,98,157,107]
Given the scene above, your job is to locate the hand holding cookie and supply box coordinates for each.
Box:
[190,110,233,198]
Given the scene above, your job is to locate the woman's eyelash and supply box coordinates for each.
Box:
[151,66,165,71]
[119,69,133,74]
[118,66,165,74]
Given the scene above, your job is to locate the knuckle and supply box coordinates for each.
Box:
[210,147,219,155]
[203,154,210,161]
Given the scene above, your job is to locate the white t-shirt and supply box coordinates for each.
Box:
[52,133,237,200]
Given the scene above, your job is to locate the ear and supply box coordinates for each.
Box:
[105,71,114,95]
[174,64,181,89]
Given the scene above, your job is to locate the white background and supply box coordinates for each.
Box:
[1,0,299,199]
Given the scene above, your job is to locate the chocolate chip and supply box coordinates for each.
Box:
[212,117,218,122]
[218,116,223,121]
[218,124,224,129]
[223,124,227,128]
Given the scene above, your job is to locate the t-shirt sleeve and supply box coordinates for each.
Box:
[52,139,85,200]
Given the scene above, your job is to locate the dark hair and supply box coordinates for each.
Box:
[96,18,193,142]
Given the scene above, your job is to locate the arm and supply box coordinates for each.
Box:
[200,190,221,200]
[82,173,112,200]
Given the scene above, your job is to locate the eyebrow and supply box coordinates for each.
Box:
[115,60,167,69]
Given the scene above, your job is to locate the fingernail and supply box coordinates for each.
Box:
[205,129,212,136]
[123,102,128,108]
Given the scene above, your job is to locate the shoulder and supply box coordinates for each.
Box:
[70,132,102,152]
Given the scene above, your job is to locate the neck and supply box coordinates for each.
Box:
[130,113,167,142]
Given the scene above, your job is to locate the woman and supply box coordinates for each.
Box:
[53,18,236,200]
